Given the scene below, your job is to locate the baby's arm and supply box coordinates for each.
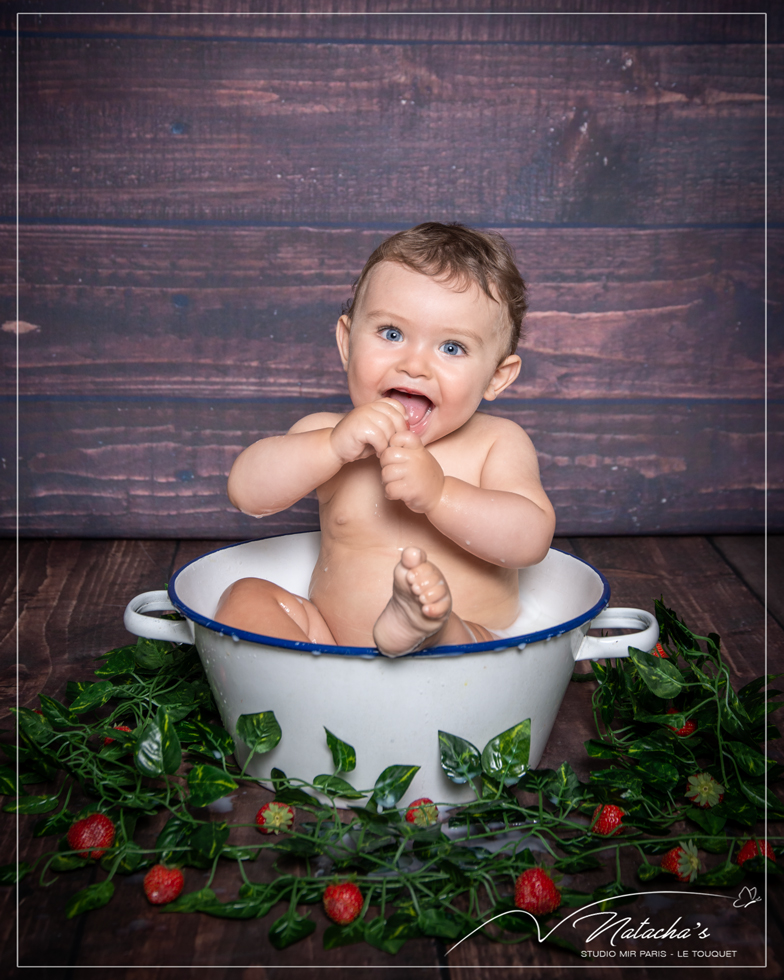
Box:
[228,399,407,517]
[380,419,555,568]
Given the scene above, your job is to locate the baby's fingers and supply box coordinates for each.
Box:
[389,430,422,449]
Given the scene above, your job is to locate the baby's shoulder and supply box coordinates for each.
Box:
[288,411,344,434]
[468,411,535,449]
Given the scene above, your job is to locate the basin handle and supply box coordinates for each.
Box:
[123,590,193,644]
[574,607,659,662]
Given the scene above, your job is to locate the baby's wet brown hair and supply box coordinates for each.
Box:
[343,222,528,359]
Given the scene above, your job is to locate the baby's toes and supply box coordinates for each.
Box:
[421,590,451,620]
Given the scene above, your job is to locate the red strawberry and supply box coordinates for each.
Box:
[685,772,724,808]
[652,643,669,659]
[514,867,561,915]
[255,801,295,834]
[591,803,625,837]
[737,838,776,867]
[405,797,438,827]
[103,724,133,747]
[143,864,185,905]
[66,812,116,860]
[666,708,697,737]
[661,841,700,882]
[323,881,363,925]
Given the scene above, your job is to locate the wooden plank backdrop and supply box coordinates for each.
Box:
[1,2,779,536]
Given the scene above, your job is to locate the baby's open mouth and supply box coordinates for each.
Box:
[386,389,434,430]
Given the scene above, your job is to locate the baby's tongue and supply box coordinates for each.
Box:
[389,390,432,426]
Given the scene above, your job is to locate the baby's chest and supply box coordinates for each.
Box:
[321,459,396,526]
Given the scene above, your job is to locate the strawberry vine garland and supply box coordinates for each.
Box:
[2,600,782,955]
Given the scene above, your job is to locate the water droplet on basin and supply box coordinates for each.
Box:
[231,634,239,643]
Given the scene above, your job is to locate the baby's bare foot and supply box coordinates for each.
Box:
[373,547,452,657]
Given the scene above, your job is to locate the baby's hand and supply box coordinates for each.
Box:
[380,431,445,514]
[330,398,408,463]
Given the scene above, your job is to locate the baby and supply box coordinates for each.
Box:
[216,223,555,656]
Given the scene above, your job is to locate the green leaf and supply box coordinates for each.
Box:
[438,730,482,784]
[69,680,115,714]
[162,887,218,914]
[544,761,585,807]
[370,765,420,809]
[186,724,235,760]
[14,707,53,743]
[134,637,170,670]
[365,910,421,954]
[33,808,74,837]
[726,740,774,777]
[94,646,137,677]
[37,695,79,727]
[697,864,744,887]
[187,765,238,808]
[480,720,531,786]
[628,648,684,698]
[584,739,621,759]
[65,880,115,918]
[325,728,356,773]
[3,793,60,814]
[0,861,31,884]
[268,911,316,950]
[588,769,644,799]
[105,840,149,875]
[49,852,90,872]
[272,785,315,807]
[189,821,230,860]
[156,815,196,864]
[323,919,366,949]
[135,708,182,777]
[686,805,726,835]
[312,774,365,799]
[630,754,680,793]
[0,765,16,796]
[235,711,282,755]
[417,907,463,939]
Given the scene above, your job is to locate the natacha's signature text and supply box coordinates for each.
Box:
[574,911,711,946]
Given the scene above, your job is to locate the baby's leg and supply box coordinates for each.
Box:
[373,547,496,657]
[214,578,337,645]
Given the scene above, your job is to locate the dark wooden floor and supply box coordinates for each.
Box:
[1,535,782,978]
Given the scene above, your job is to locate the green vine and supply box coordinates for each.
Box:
[2,600,782,954]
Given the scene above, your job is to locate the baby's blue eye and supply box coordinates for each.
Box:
[439,341,465,356]
[382,327,403,342]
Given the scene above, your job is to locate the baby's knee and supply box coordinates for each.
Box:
[216,576,279,612]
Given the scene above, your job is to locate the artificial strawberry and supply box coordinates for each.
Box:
[103,724,133,746]
[255,801,295,834]
[685,772,724,808]
[661,841,700,882]
[323,881,363,925]
[143,864,185,905]
[737,838,776,867]
[514,867,561,915]
[66,812,116,860]
[651,642,669,659]
[405,797,438,827]
[591,803,625,837]
[666,708,697,737]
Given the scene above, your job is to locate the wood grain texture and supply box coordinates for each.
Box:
[2,225,774,402]
[8,34,772,225]
[6,2,775,45]
[4,534,782,974]
[5,397,775,537]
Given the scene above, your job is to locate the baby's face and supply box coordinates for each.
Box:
[336,261,521,445]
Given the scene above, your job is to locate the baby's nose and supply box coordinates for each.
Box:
[397,345,431,378]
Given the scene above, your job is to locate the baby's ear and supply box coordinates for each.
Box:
[483,354,521,401]
[335,315,351,371]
